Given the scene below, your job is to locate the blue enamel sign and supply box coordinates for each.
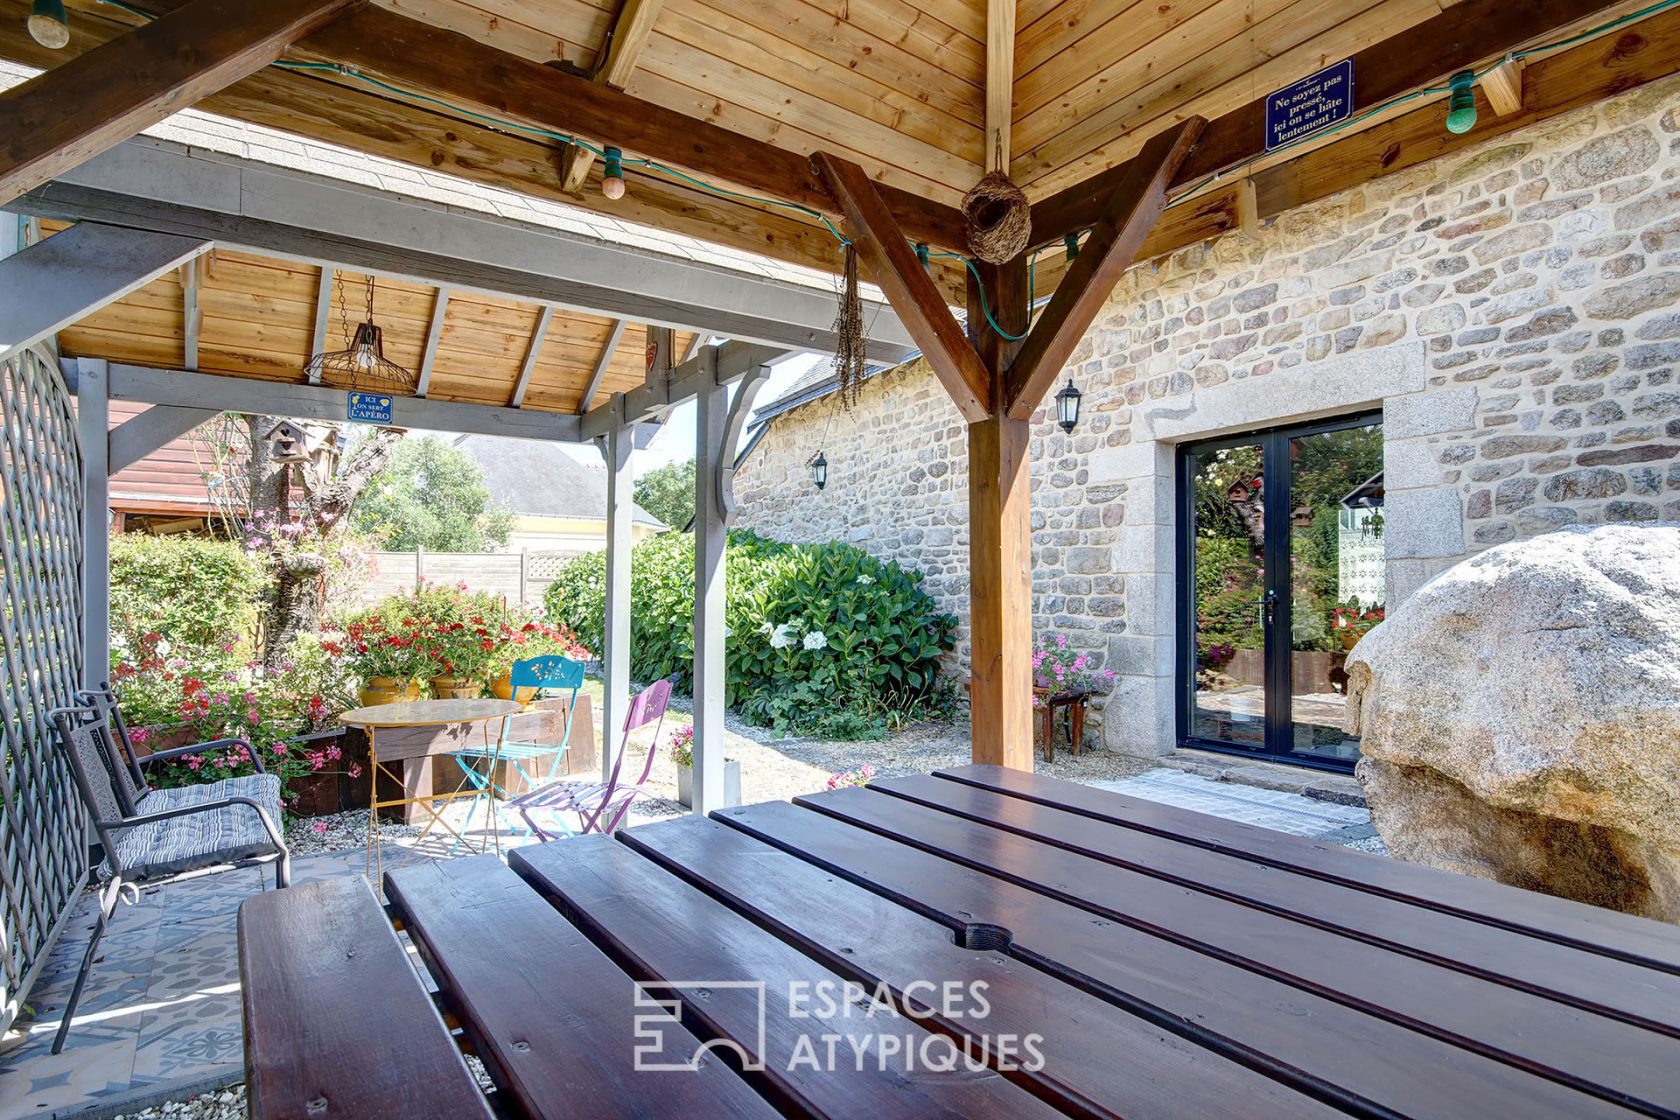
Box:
[346,391,394,424]
[1265,58,1354,152]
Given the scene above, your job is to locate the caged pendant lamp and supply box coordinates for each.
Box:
[303,274,418,395]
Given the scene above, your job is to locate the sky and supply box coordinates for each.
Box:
[559,351,828,477]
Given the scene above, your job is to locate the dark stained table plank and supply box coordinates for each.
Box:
[876,773,1680,1036]
[238,877,494,1120]
[939,764,1680,973]
[614,815,1349,1120]
[511,833,1067,1120]
[383,856,775,1120]
[716,797,1650,1120]
[804,783,1680,1116]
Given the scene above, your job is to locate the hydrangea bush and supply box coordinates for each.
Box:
[545,531,956,738]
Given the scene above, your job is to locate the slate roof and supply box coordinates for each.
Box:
[450,435,664,527]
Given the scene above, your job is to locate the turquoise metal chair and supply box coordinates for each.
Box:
[449,655,585,844]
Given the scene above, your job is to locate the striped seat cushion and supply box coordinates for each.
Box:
[105,773,285,881]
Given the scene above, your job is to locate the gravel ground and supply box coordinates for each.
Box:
[113,1087,244,1120]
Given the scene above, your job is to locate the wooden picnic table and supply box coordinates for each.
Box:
[239,764,1680,1119]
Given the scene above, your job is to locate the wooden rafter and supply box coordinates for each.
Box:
[298,6,967,253]
[814,153,990,423]
[509,306,554,408]
[579,319,628,415]
[1005,119,1203,421]
[414,287,450,398]
[985,0,1015,173]
[0,0,360,206]
[307,266,334,385]
[180,256,203,371]
[1026,0,1630,250]
[559,0,665,193]
[1482,58,1526,116]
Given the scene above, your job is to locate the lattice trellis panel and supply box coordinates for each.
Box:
[0,349,88,1031]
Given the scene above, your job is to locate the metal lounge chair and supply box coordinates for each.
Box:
[446,654,585,844]
[510,676,673,838]
[46,697,289,1054]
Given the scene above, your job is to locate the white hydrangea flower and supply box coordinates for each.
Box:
[757,622,774,635]
[857,574,875,585]
[769,622,796,649]
[802,630,828,651]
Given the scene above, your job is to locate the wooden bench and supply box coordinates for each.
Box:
[237,877,493,1119]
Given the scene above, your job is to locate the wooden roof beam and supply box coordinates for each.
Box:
[986,0,1015,173]
[414,287,450,397]
[559,0,665,193]
[298,6,967,253]
[578,319,627,415]
[181,256,202,371]
[814,153,991,424]
[1026,0,1631,250]
[0,0,360,206]
[509,306,553,408]
[1006,119,1203,421]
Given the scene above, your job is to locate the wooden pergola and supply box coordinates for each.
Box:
[3,0,1678,786]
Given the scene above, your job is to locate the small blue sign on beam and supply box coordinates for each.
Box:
[1265,58,1354,153]
[346,391,394,424]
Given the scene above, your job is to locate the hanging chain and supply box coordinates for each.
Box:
[334,272,351,348]
[363,274,377,322]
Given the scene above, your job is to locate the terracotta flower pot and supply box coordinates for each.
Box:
[430,675,483,700]
[490,671,539,707]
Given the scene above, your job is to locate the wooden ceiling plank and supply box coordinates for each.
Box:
[509,305,555,408]
[414,287,450,397]
[307,266,335,384]
[560,0,665,192]
[298,5,970,251]
[987,0,1015,172]
[578,318,628,415]
[0,0,360,205]
[814,152,990,423]
[1006,118,1203,421]
[1027,0,1635,250]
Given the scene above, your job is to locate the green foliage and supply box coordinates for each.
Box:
[632,458,695,529]
[354,436,514,552]
[544,531,957,738]
[109,534,266,661]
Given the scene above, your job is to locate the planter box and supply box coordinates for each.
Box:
[676,759,741,809]
[355,694,598,824]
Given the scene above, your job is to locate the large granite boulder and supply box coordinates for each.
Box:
[1346,524,1680,920]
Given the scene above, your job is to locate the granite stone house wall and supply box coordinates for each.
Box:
[732,75,1680,759]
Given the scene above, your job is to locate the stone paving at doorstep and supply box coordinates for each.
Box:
[0,770,1381,1120]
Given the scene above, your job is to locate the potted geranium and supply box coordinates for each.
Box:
[671,724,741,808]
[1031,633,1116,705]
[345,611,427,705]
[486,610,592,704]
[1331,601,1385,650]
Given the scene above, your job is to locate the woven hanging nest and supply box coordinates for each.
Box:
[962,170,1031,264]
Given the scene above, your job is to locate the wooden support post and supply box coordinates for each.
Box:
[76,357,110,680]
[965,258,1034,770]
[692,347,729,814]
[601,407,633,782]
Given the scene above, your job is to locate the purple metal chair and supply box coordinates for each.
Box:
[510,677,673,839]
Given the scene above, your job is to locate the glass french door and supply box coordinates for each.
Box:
[1176,414,1384,770]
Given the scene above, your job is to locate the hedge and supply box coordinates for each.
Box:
[109,533,267,661]
[544,531,955,737]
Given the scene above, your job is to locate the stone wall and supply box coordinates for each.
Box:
[733,75,1680,757]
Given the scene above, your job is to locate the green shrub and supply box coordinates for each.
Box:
[544,531,956,737]
[110,534,266,662]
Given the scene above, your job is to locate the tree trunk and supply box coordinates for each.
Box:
[250,416,406,666]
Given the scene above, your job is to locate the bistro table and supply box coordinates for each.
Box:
[337,697,523,877]
[239,764,1680,1119]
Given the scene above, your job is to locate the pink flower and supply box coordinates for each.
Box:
[347,763,363,779]
[312,821,328,835]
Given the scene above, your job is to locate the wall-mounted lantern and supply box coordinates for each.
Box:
[809,450,828,491]
[1055,379,1083,434]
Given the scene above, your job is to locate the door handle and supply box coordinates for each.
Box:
[1248,588,1278,626]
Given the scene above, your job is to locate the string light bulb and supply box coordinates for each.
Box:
[28,0,69,48]
[1445,71,1478,135]
[601,147,625,200]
